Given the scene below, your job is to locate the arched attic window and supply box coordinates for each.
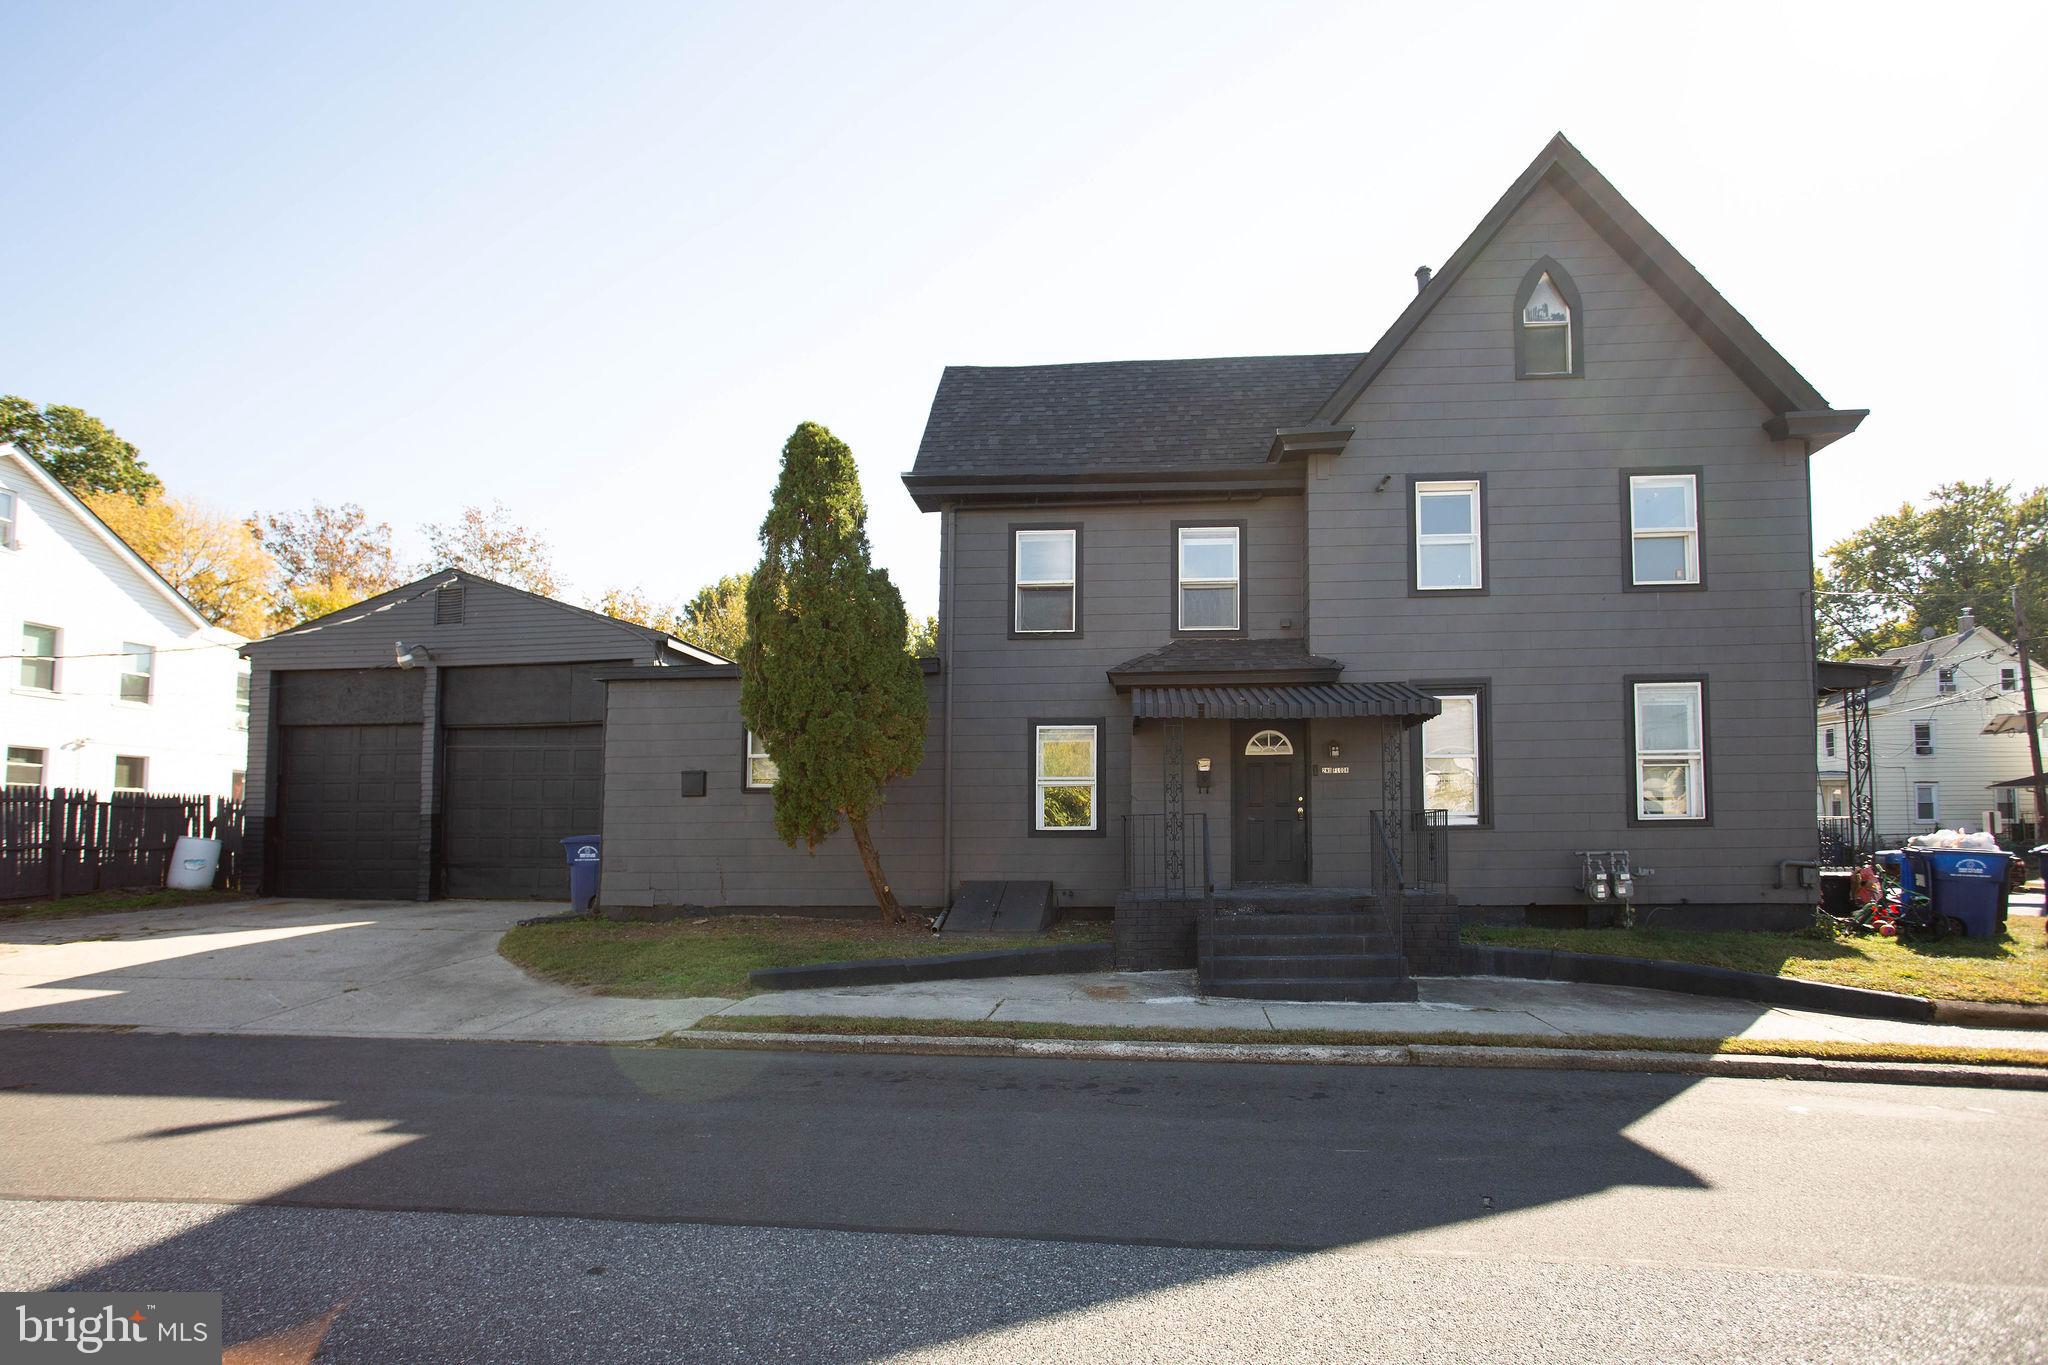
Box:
[1514,257,1584,379]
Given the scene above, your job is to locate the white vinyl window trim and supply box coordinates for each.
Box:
[5,746,44,788]
[1176,526,1240,631]
[1034,724,1098,832]
[1912,721,1934,756]
[113,755,147,793]
[0,489,16,549]
[1633,681,1706,821]
[1414,481,1482,591]
[1014,529,1077,634]
[1913,782,1939,825]
[19,623,58,693]
[119,643,154,704]
[744,730,779,789]
[1422,691,1482,826]
[1629,474,1699,586]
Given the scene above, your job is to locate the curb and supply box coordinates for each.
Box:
[675,1029,2048,1091]
[746,942,1113,991]
[1460,943,1943,1022]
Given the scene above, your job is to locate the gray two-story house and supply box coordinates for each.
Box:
[596,134,1865,990]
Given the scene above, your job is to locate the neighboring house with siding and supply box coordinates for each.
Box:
[0,445,248,797]
[596,133,1869,964]
[1817,610,2047,839]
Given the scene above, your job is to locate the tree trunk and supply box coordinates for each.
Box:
[847,812,902,924]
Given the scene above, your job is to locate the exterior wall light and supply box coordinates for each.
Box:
[1326,741,1342,760]
[1195,756,1213,793]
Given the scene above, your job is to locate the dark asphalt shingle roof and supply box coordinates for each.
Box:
[910,353,1364,476]
[1108,637,1345,678]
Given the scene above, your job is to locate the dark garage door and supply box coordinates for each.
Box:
[440,726,602,900]
[276,724,423,899]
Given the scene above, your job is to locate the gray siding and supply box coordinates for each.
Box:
[947,496,1308,906]
[1309,179,1817,909]
[598,675,947,910]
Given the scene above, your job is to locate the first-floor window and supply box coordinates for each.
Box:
[1421,690,1483,825]
[1995,786,2018,823]
[6,746,44,788]
[744,730,779,789]
[231,770,247,803]
[1632,680,1706,821]
[113,755,147,792]
[1913,782,1939,825]
[1034,723,1097,831]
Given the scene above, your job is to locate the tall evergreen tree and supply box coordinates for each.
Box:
[740,423,926,922]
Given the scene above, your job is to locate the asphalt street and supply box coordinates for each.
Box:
[1,1032,2043,1362]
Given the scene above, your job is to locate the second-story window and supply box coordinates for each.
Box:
[1824,728,1836,758]
[1176,525,1240,631]
[20,624,58,692]
[1414,480,1482,591]
[1913,720,1934,756]
[235,670,252,728]
[1628,473,1700,586]
[119,643,154,704]
[1013,527,1077,635]
[0,489,16,549]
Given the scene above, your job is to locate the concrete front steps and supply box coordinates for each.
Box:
[1197,890,1415,1003]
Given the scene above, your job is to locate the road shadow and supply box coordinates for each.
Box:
[2,1026,1714,1362]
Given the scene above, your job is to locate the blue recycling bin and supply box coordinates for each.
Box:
[1911,848,2012,939]
[560,835,602,912]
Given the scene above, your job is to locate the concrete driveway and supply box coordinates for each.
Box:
[0,899,728,1042]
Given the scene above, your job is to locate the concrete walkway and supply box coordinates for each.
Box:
[722,969,2048,1052]
[1,899,2040,1052]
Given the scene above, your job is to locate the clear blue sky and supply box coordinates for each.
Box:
[4,1,2041,620]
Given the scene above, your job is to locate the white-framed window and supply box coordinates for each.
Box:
[1033,723,1097,831]
[1629,474,1700,586]
[1414,480,1481,591]
[1912,720,1934,756]
[1827,787,1846,818]
[1996,786,2019,823]
[1520,273,1572,376]
[1632,680,1706,821]
[119,643,154,704]
[5,746,44,788]
[1913,782,1939,825]
[744,730,779,789]
[1422,691,1482,826]
[1177,525,1240,631]
[2003,667,2019,692]
[1824,727,1836,758]
[19,623,58,692]
[235,670,252,728]
[113,755,147,792]
[0,489,16,549]
[1937,667,1957,696]
[1244,729,1294,756]
[1014,528,1077,634]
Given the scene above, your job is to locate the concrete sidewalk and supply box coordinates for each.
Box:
[719,969,2048,1052]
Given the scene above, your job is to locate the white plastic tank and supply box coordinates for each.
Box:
[167,836,222,890]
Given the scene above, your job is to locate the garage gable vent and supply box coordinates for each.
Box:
[434,582,465,625]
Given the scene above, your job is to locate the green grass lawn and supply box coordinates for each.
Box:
[1462,917,2048,1006]
[499,914,1112,998]
[0,889,248,925]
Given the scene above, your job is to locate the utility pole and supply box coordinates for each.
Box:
[2014,585,2047,851]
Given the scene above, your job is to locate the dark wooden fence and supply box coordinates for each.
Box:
[0,788,245,902]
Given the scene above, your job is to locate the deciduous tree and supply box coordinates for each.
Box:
[86,491,275,636]
[418,501,559,596]
[740,423,926,922]
[680,573,750,660]
[2,395,160,498]
[260,501,401,626]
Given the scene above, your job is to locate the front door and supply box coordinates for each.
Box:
[1233,723,1308,884]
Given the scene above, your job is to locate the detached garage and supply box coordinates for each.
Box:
[243,570,718,902]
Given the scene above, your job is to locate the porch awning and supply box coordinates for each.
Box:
[1131,680,1441,723]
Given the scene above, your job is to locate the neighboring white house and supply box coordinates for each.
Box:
[1,445,249,798]
[1817,609,2046,840]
